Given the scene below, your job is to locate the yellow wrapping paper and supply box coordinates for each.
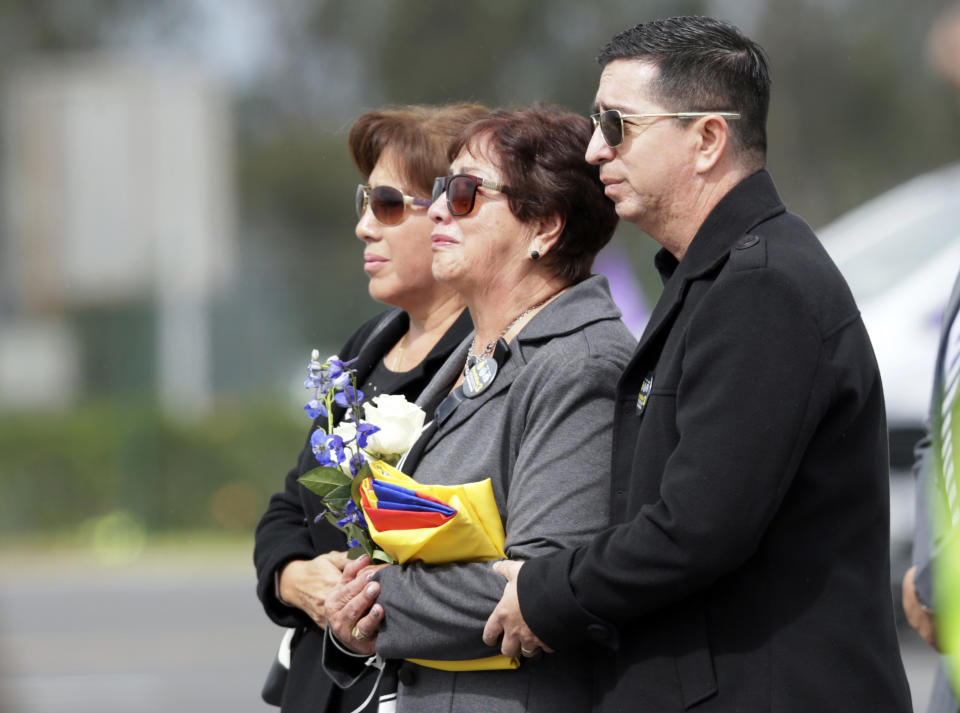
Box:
[361,460,519,671]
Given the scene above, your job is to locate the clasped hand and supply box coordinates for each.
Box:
[278,551,349,629]
[325,555,389,656]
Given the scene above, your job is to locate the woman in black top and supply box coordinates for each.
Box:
[254,103,489,713]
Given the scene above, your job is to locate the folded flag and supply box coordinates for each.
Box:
[360,461,506,564]
[360,460,518,671]
[361,481,456,531]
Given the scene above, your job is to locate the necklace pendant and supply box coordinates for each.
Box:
[463,354,498,398]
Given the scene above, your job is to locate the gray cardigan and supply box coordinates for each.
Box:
[372,275,636,713]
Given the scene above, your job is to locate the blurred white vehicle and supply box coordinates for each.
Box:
[820,161,960,599]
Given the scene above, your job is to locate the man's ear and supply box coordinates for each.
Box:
[692,114,731,174]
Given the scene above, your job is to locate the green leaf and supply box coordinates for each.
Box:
[355,461,373,481]
[344,522,367,543]
[351,468,373,507]
[324,484,353,511]
[344,525,376,560]
[371,549,395,564]
[298,466,352,496]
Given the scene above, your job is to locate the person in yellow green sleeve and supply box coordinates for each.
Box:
[903,266,960,712]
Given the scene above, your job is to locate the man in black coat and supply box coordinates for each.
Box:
[483,16,913,712]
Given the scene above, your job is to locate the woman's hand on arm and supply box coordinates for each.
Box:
[484,560,553,657]
[278,551,349,628]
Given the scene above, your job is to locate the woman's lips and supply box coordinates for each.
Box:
[431,234,459,249]
[363,255,387,272]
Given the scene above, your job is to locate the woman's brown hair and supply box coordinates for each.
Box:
[450,104,618,284]
[348,104,490,197]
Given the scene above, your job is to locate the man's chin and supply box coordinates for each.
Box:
[613,200,642,225]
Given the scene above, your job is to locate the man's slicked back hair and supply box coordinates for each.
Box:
[598,16,770,164]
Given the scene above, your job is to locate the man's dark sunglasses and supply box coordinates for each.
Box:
[590,109,741,148]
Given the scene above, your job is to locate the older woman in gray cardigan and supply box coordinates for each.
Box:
[325,106,636,713]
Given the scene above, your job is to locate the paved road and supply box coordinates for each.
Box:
[0,548,944,712]
[0,547,280,713]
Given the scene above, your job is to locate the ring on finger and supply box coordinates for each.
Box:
[520,646,537,657]
[352,625,366,641]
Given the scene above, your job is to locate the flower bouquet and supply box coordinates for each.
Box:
[297,350,427,563]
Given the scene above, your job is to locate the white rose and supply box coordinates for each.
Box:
[362,394,427,457]
[332,419,357,442]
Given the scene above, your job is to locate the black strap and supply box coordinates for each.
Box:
[359,308,404,354]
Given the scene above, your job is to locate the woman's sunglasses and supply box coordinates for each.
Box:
[431,174,512,217]
[355,184,432,226]
[590,109,741,148]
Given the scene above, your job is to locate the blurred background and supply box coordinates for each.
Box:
[0,0,958,711]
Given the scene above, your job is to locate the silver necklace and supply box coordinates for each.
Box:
[467,294,554,365]
[461,292,559,397]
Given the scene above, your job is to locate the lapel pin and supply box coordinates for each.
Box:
[636,372,654,415]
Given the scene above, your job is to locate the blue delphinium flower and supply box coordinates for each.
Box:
[326,435,347,464]
[304,352,366,420]
[337,499,367,529]
[327,358,352,390]
[334,385,364,409]
[327,356,344,379]
[326,355,359,381]
[355,422,380,449]
[310,430,347,467]
[309,429,331,465]
[344,449,367,476]
[304,398,328,420]
[304,349,327,389]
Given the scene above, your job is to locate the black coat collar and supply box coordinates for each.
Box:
[349,308,473,387]
[654,169,785,286]
[633,170,785,362]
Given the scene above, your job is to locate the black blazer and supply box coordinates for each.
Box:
[254,308,472,713]
[518,172,913,712]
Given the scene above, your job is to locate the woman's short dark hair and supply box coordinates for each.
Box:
[348,103,490,196]
[450,105,618,285]
[598,16,770,165]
